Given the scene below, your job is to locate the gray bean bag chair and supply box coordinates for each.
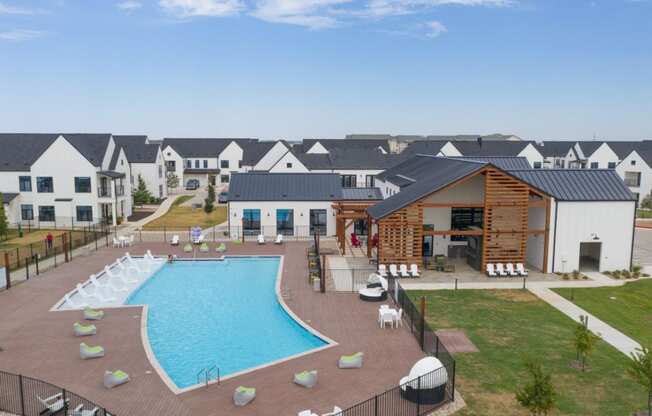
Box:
[80,342,105,360]
[293,370,318,388]
[338,352,364,369]
[233,386,256,407]
[103,370,130,389]
[73,322,97,337]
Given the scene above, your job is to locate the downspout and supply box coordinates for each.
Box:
[551,200,559,274]
[630,200,637,270]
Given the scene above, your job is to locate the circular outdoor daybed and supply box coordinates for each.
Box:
[399,357,449,405]
[358,275,388,301]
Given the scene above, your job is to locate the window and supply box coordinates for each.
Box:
[341,175,357,188]
[451,208,483,242]
[624,172,641,187]
[242,209,261,235]
[19,176,32,192]
[590,162,599,169]
[607,162,616,169]
[74,177,91,193]
[166,160,176,171]
[286,163,293,169]
[221,160,229,169]
[186,160,191,169]
[554,159,565,168]
[365,175,375,188]
[36,177,54,193]
[38,206,55,221]
[203,160,208,169]
[631,160,636,166]
[158,165,163,178]
[76,206,93,222]
[221,175,229,183]
[276,209,294,236]
[195,160,200,169]
[310,209,327,235]
[533,162,542,169]
[20,204,33,220]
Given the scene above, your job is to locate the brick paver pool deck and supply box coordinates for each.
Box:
[0,242,426,416]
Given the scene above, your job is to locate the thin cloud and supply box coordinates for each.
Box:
[0,2,46,15]
[0,29,44,41]
[251,0,353,28]
[117,1,143,11]
[159,0,245,17]
[424,20,447,37]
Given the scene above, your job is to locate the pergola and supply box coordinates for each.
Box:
[332,201,377,257]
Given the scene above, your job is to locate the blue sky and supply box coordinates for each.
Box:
[0,0,650,141]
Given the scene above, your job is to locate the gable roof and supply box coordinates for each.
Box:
[576,141,605,158]
[303,138,390,153]
[0,133,111,171]
[112,135,159,166]
[451,140,535,157]
[537,141,577,157]
[161,138,257,158]
[605,141,652,160]
[509,169,635,201]
[635,148,652,168]
[400,141,450,157]
[230,173,341,201]
[241,141,284,166]
[1,193,19,204]
[340,188,383,201]
[450,156,532,170]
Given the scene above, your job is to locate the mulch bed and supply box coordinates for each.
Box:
[435,329,479,353]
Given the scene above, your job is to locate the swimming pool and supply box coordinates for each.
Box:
[126,257,329,390]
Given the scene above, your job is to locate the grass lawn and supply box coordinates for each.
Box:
[143,202,227,230]
[408,289,646,415]
[554,280,652,347]
[0,229,84,250]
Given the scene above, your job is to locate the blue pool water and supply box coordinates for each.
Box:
[126,257,327,389]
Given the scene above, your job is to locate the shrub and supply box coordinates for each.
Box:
[571,270,580,280]
[516,358,556,415]
[562,273,570,280]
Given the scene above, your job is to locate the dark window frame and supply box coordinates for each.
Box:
[19,176,32,192]
[21,204,33,220]
[76,206,93,222]
[242,209,261,235]
[276,209,294,236]
[74,177,91,193]
[309,209,327,236]
[36,177,54,193]
[341,175,357,188]
[38,205,55,221]
[221,160,229,169]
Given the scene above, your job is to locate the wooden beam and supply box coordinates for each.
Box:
[423,230,483,236]
[367,215,372,258]
[527,229,546,235]
[422,203,485,208]
[528,200,547,208]
[542,197,551,272]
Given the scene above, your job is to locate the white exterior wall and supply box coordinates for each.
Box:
[616,151,652,204]
[130,149,167,199]
[252,142,289,171]
[335,169,383,188]
[551,200,635,273]
[439,142,463,157]
[228,200,335,238]
[269,152,309,172]
[218,142,244,183]
[162,146,185,184]
[586,143,619,169]
[518,144,545,168]
[306,142,329,154]
[423,207,452,256]
[526,206,547,270]
[375,178,401,199]
[423,175,484,204]
[0,171,22,193]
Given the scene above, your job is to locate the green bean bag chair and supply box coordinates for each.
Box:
[73,322,96,337]
[338,352,364,369]
[233,386,256,406]
[216,243,227,253]
[80,342,105,359]
[293,370,318,388]
[199,242,209,253]
[103,370,130,389]
[183,243,193,253]
[83,307,104,321]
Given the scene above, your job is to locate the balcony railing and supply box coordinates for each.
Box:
[98,187,111,198]
[115,185,125,197]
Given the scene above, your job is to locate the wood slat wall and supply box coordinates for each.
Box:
[377,202,423,266]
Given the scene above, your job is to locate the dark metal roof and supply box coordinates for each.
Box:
[161,138,258,158]
[368,157,487,219]
[98,170,125,179]
[229,173,342,201]
[302,138,390,154]
[376,154,468,186]
[509,169,635,201]
[400,141,449,158]
[113,135,159,165]
[637,149,652,168]
[450,140,536,157]
[241,141,282,166]
[1,193,19,204]
[62,134,112,167]
[576,141,604,158]
[294,152,331,170]
[328,148,396,170]
[606,141,652,160]
[340,188,383,201]
[450,156,531,170]
[537,141,577,157]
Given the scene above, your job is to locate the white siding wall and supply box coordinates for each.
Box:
[526,206,547,270]
[440,142,463,157]
[423,207,451,256]
[335,169,383,188]
[423,175,484,204]
[269,152,309,172]
[518,144,545,168]
[375,178,401,199]
[162,146,185,187]
[551,201,635,272]
[130,148,167,199]
[586,143,619,169]
[306,142,329,154]
[616,151,652,204]
[253,142,289,171]
[218,142,244,184]
[228,201,335,238]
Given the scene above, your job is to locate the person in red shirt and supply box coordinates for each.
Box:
[46,232,53,250]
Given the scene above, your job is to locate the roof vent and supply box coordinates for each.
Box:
[282,193,287,198]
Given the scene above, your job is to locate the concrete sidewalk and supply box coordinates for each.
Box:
[529,287,642,357]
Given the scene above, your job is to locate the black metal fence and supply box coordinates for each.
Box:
[136,225,327,243]
[0,370,114,416]
[324,266,378,292]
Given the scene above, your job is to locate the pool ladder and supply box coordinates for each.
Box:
[197,365,220,387]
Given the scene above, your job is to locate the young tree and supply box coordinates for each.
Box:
[167,172,179,193]
[574,315,600,371]
[641,192,652,210]
[628,347,652,416]
[516,359,556,416]
[0,193,8,240]
[133,175,153,206]
[204,184,215,214]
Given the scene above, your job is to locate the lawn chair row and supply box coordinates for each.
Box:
[378,264,420,278]
[258,234,284,244]
[486,263,528,277]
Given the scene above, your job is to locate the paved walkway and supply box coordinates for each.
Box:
[529,287,642,357]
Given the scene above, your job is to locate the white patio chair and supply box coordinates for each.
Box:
[409,264,420,277]
[112,238,120,248]
[495,263,508,277]
[322,406,343,416]
[505,263,518,277]
[395,308,403,327]
[257,234,265,244]
[128,235,135,246]
[486,263,497,277]
[378,264,388,277]
[516,263,529,276]
[37,393,68,414]
[124,253,145,273]
[399,264,410,278]
[380,311,395,329]
[116,261,140,280]
[275,234,283,244]
[107,276,129,293]
[298,411,318,416]
[70,404,99,416]
[170,235,180,246]
[389,264,399,278]
[64,293,88,309]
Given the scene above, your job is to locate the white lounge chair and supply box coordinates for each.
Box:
[394,308,403,327]
[505,263,518,277]
[124,253,145,273]
[486,263,497,277]
[322,406,343,416]
[257,234,265,244]
[378,264,388,277]
[516,263,529,276]
[409,264,420,277]
[37,393,68,414]
[89,275,116,297]
[275,234,283,244]
[105,265,136,285]
[170,235,180,246]
[112,238,121,248]
[495,263,508,277]
[399,357,448,403]
[116,260,140,278]
[64,293,88,309]
[389,264,399,278]
[70,404,99,416]
[380,311,395,328]
[77,283,116,303]
[399,264,410,278]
